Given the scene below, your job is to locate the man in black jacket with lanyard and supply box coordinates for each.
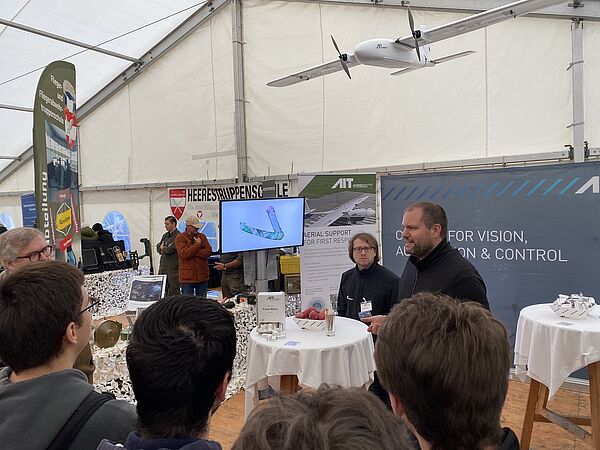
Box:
[363,201,488,334]
[337,232,399,408]
[337,232,399,321]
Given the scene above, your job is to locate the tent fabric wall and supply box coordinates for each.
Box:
[79,5,236,187]
[0,196,24,229]
[81,189,150,257]
[0,1,203,172]
[243,1,575,176]
[0,159,34,193]
[584,20,600,149]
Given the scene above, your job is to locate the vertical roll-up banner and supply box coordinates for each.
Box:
[33,61,81,264]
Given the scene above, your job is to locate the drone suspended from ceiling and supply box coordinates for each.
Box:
[267,0,564,87]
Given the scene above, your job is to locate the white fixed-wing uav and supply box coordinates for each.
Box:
[306,195,375,227]
[268,0,563,87]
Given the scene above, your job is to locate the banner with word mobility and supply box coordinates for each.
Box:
[167,182,289,252]
[299,174,377,309]
[32,61,81,262]
[380,162,600,347]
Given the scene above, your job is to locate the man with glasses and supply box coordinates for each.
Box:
[0,261,136,450]
[0,227,95,382]
[337,232,399,409]
[0,227,52,281]
[337,232,399,321]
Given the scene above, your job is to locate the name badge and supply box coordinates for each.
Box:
[358,299,372,319]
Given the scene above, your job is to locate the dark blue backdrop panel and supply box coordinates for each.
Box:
[381,162,600,352]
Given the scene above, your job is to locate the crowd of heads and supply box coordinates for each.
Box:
[0,211,512,449]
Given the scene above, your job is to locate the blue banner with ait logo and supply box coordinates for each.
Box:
[380,162,600,348]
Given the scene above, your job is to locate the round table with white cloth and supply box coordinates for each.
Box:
[514,303,600,397]
[514,303,600,448]
[244,316,376,417]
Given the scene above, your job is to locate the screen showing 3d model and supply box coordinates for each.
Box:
[220,197,305,253]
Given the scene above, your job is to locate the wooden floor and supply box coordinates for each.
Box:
[209,380,593,450]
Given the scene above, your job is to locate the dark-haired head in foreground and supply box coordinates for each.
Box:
[0,261,86,374]
[375,292,515,450]
[107,295,236,449]
[0,261,137,449]
[232,385,411,450]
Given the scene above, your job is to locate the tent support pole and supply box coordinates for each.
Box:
[232,0,248,182]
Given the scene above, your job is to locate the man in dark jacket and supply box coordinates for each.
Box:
[337,232,399,321]
[363,201,488,335]
[375,293,519,450]
[98,295,236,450]
[0,262,136,450]
[337,232,398,409]
[92,223,114,243]
[156,215,181,296]
[396,202,488,308]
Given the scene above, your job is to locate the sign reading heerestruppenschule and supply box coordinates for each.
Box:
[168,182,289,252]
[32,61,81,260]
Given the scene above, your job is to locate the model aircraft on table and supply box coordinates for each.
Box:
[267,0,564,87]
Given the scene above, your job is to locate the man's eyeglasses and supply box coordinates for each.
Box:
[16,245,53,262]
[353,247,374,254]
[78,298,101,317]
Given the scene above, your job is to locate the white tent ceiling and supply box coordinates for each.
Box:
[0,0,205,172]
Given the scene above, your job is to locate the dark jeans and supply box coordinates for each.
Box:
[181,281,208,298]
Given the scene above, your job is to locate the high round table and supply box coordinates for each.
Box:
[244,316,376,418]
[514,303,600,449]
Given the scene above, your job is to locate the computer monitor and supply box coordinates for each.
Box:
[219,197,305,253]
[81,247,101,274]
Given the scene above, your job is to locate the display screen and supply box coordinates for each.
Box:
[127,275,167,310]
[220,197,305,253]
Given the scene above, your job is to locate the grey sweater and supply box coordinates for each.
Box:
[0,367,136,450]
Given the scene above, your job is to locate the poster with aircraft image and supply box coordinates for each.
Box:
[298,174,377,309]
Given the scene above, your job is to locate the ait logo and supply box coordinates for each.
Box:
[169,189,187,220]
[331,177,354,189]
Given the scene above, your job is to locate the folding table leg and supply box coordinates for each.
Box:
[520,378,542,450]
[588,362,600,449]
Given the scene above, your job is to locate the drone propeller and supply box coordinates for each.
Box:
[331,35,351,79]
[407,6,421,61]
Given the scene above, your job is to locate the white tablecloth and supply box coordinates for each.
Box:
[514,303,600,397]
[244,316,376,417]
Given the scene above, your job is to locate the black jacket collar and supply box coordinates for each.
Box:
[410,239,450,271]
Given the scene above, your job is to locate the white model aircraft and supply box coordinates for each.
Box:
[268,0,563,87]
[307,195,375,227]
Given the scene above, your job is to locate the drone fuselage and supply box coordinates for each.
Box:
[354,39,432,69]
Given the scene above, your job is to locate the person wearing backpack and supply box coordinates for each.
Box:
[98,295,236,450]
[0,261,136,450]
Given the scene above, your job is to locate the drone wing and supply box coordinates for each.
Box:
[267,55,360,87]
[395,0,563,48]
